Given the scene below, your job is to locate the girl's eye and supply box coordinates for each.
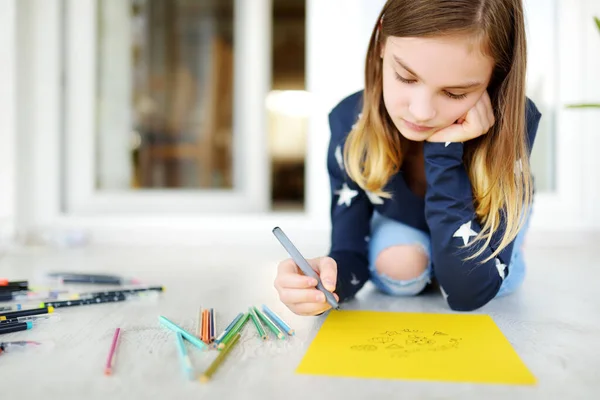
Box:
[395,72,468,101]
[394,72,416,84]
[445,92,468,100]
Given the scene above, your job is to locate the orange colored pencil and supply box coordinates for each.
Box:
[203,309,210,343]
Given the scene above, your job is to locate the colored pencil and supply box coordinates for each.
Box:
[206,309,211,343]
[254,307,285,339]
[262,305,295,336]
[214,313,243,345]
[104,328,121,376]
[197,308,203,338]
[200,333,241,383]
[210,308,215,342]
[218,313,249,349]
[158,316,207,351]
[249,307,267,340]
[175,332,194,380]
[202,309,210,343]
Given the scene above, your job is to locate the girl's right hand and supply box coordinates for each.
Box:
[274,256,339,316]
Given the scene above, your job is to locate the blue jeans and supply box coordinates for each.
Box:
[368,211,530,298]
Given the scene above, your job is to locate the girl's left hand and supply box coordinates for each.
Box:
[426,91,495,144]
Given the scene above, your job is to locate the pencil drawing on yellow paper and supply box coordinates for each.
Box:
[296,310,535,385]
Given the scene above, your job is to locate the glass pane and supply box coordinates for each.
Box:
[525,0,557,192]
[96,0,234,190]
[269,0,306,210]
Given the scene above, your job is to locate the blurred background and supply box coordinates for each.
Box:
[0,0,599,249]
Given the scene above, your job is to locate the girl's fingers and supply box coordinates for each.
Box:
[275,273,317,290]
[279,288,326,305]
[290,302,333,316]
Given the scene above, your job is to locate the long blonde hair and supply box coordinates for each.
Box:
[344,0,532,262]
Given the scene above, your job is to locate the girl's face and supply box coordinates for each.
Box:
[381,35,494,141]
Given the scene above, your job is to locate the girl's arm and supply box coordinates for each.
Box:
[423,98,542,311]
[326,109,374,302]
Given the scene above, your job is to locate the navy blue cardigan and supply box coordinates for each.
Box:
[326,90,542,311]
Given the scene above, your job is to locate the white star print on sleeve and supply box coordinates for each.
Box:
[440,285,449,301]
[335,145,344,171]
[335,183,359,207]
[495,258,507,280]
[452,221,478,245]
[422,97,542,311]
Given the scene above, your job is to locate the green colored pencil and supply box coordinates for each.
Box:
[200,333,241,383]
[248,307,267,340]
[218,312,249,349]
[253,306,285,340]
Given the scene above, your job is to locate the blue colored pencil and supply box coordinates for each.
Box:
[214,312,243,345]
[210,308,215,342]
[175,332,194,380]
[262,304,295,336]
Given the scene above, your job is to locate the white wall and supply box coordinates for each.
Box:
[97,0,132,190]
[14,0,62,240]
[0,0,17,245]
[305,0,385,224]
[581,0,600,228]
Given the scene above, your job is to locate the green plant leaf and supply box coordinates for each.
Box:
[595,16,600,34]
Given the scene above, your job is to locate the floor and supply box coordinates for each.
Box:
[0,240,598,399]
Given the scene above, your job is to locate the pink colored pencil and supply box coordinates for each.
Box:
[104,328,121,375]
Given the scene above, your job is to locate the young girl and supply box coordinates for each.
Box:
[274,0,542,314]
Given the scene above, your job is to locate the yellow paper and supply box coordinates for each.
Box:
[296,310,536,385]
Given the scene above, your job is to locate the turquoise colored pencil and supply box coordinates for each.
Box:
[158,316,207,351]
[175,332,194,380]
[262,305,295,336]
[253,306,285,340]
[214,312,243,345]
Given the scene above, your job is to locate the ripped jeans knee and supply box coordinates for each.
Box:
[368,212,432,296]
